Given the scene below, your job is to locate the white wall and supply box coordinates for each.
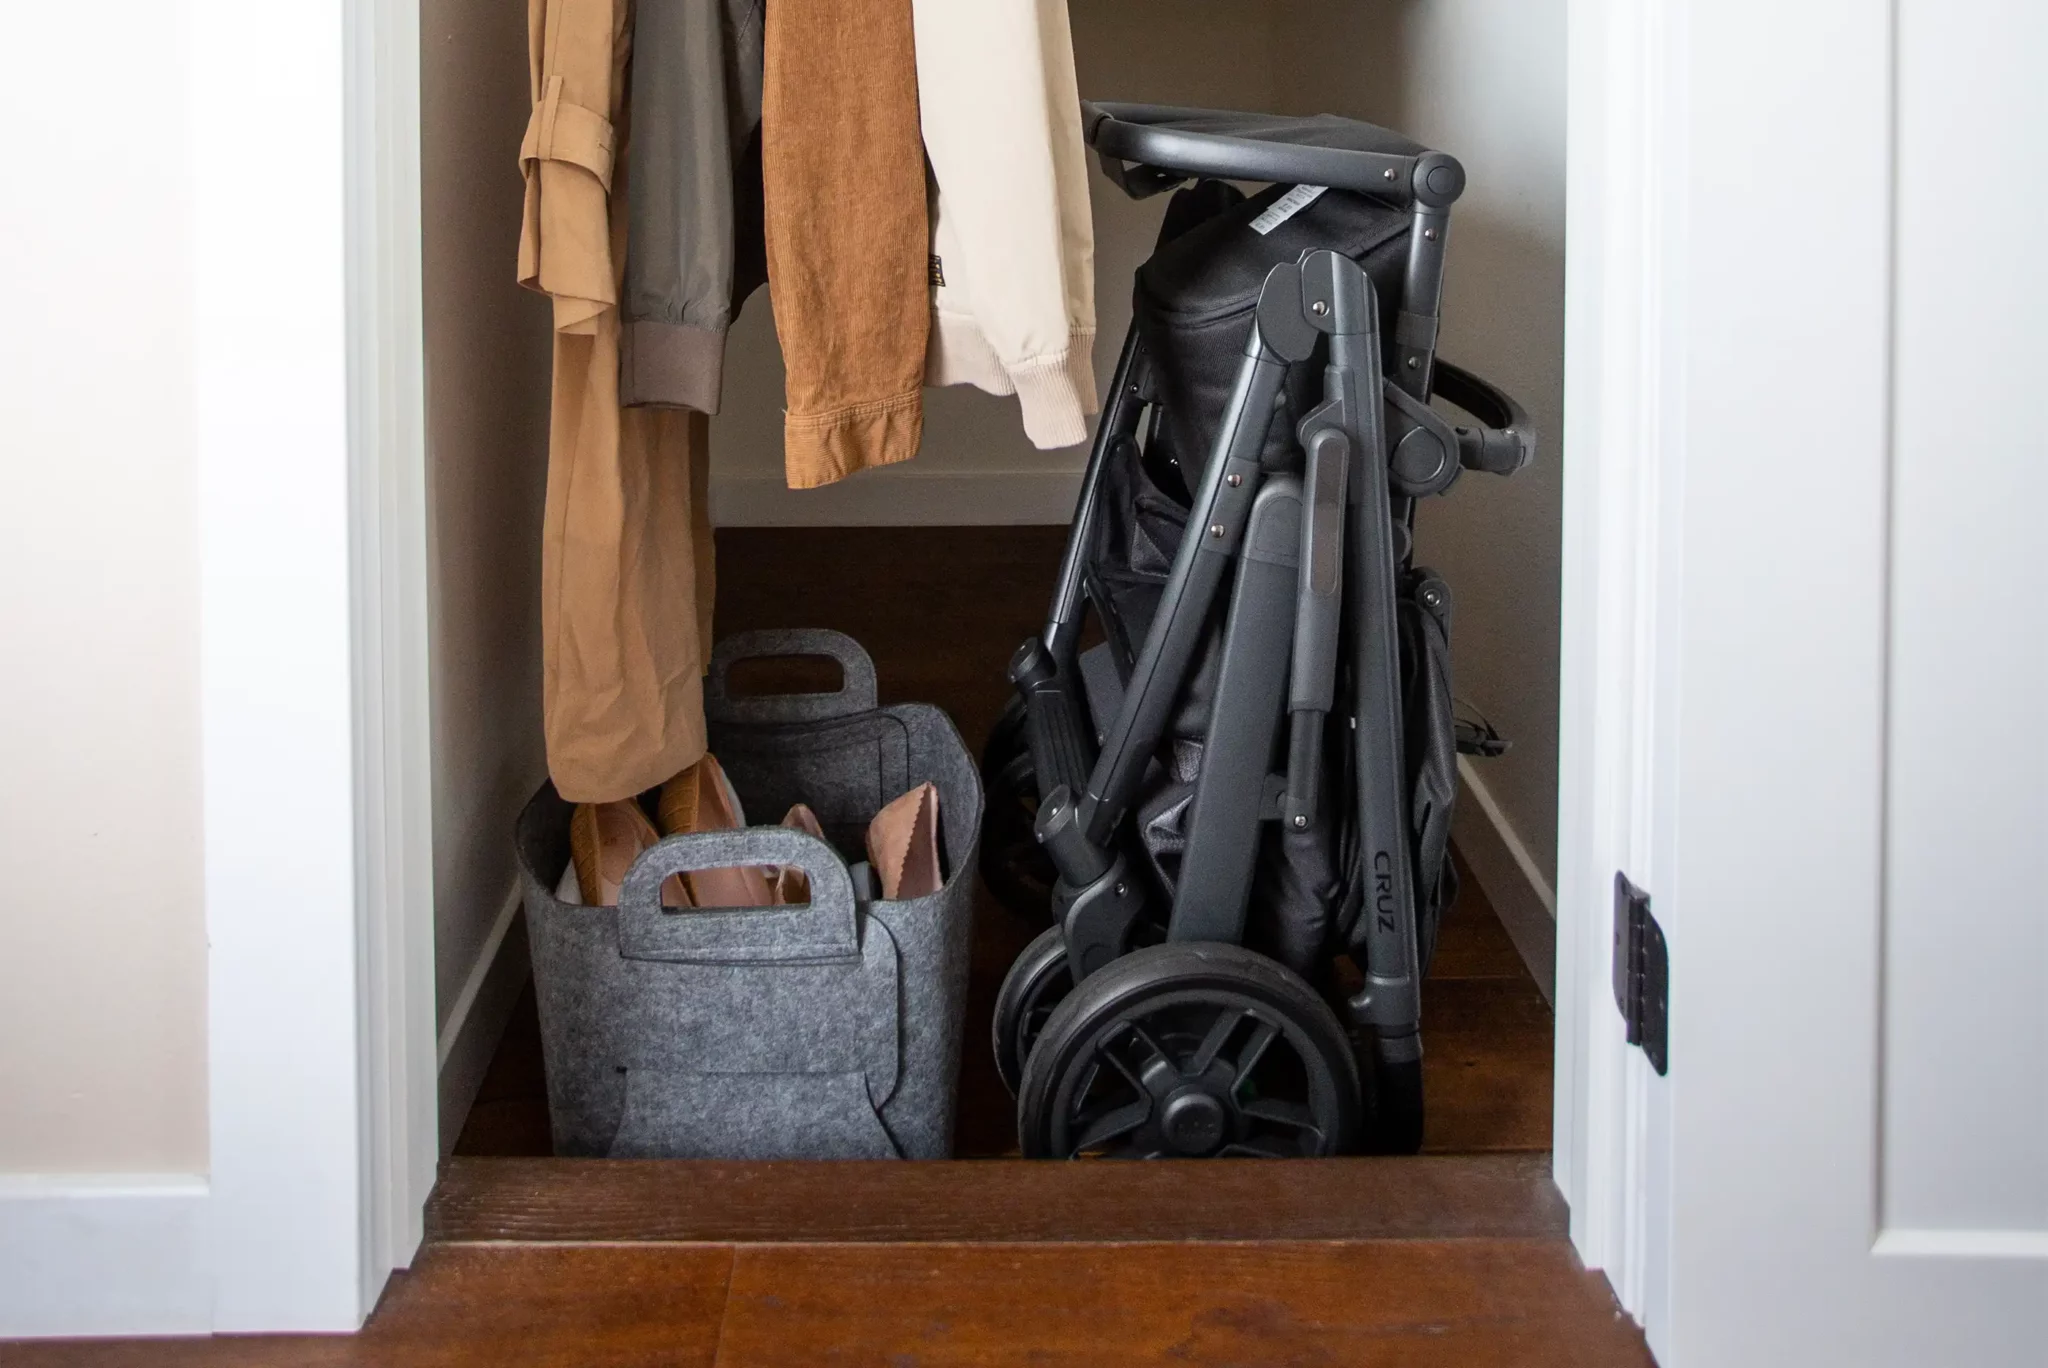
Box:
[0,4,209,1174]
[1278,0,1569,903]
[709,0,1283,524]
[419,0,553,1140]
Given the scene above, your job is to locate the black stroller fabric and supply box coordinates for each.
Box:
[1097,180,1413,665]
[1133,182,1411,482]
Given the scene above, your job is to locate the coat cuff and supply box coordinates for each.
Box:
[1008,330,1100,450]
[783,389,925,490]
[620,319,728,413]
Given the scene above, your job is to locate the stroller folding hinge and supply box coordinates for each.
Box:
[1612,873,1670,1075]
[1384,385,1461,498]
[1258,772,1290,822]
[1037,785,1144,982]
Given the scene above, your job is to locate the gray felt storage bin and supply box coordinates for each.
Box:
[515,630,982,1160]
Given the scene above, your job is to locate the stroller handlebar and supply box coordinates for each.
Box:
[1084,101,1465,208]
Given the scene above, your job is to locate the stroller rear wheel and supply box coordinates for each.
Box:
[1016,942,1362,1159]
[978,696,1058,920]
[992,925,1075,1097]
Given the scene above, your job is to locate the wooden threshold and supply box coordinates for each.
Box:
[427,1151,1564,1245]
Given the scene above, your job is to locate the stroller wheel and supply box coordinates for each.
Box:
[1016,942,1362,1160]
[992,925,1075,1097]
[978,696,1057,920]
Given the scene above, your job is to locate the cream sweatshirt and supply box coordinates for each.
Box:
[912,0,1099,449]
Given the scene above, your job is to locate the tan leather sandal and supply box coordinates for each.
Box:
[567,799,689,908]
[866,782,943,901]
[772,803,826,903]
[657,755,776,908]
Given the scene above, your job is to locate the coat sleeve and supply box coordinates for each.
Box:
[915,0,1098,449]
[619,0,764,413]
[518,0,623,321]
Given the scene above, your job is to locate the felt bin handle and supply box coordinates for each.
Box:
[706,629,879,725]
[616,828,860,965]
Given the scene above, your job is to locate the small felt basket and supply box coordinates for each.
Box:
[515,629,982,1160]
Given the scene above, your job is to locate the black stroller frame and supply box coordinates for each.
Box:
[992,104,1534,1159]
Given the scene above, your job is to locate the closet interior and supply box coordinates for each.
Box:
[421,0,1566,1183]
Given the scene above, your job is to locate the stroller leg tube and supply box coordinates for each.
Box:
[1041,325,1148,664]
[1306,256,1422,1073]
[1007,327,1149,813]
[1170,476,1304,945]
[1282,424,1351,829]
[1076,336,1290,847]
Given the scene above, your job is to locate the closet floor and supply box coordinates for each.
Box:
[454,526,1555,1161]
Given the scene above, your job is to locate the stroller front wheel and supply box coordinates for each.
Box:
[992,925,1075,1097]
[1016,942,1362,1159]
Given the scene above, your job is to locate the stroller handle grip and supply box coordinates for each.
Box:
[1433,360,1537,477]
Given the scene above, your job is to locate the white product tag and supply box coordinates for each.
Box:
[1250,184,1329,235]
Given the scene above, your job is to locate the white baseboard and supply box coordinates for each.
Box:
[1453,758,1558,1003]
[711,468,1082,526]
[435,881,531,1155]
[0,1174,212,1338]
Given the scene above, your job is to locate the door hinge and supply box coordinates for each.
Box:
[1612,872,1669,1075]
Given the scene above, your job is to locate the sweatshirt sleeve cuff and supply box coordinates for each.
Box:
[1008,329,1100,450]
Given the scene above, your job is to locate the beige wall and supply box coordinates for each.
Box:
[1277,0,1569,885]
[420,0,554,1041]
[708,0,1282,511]
[0,4,210,1173]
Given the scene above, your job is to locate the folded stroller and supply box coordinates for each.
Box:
[984,105,1533,1159]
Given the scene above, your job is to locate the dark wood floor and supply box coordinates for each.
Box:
[1,1237,1650,1367]
[457,527,1556,1160]
[2,529,1627,1366]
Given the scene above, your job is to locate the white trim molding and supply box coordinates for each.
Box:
[1553,0,1685,1349]
[1452,759,1557,1004]
[1874,1230,2048,1262]
[194,0,366,1332]
[189,0,435,1334]
[345,0,439,1313]
[0,1176,212,1339]
[436,885,532,1154]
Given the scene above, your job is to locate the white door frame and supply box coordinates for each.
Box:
[192,0,435,1331]
[1551,0,1683,1337]
[184,0,1676,1335]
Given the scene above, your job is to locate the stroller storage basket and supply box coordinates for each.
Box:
[518,630,981,1160]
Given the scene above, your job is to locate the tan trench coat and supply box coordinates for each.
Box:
[520,0,715,803]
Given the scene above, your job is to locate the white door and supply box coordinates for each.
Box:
[1561,1,2048,1362]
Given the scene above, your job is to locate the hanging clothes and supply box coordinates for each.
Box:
[520,0,716,803]
[761,0,931,489]
[912,0,1099,449]
[619,0,768,414]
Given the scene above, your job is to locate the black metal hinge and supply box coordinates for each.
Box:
[1612,873,1669,1076]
